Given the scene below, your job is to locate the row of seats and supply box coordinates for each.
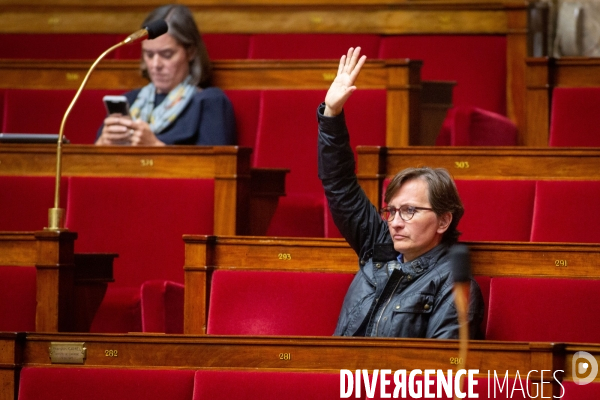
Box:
[0,88,385,239]
[0,33,507,114]
[4,251,600,344]
[22,367,597,400]
[201,271,600,344]
[377,179,600,244]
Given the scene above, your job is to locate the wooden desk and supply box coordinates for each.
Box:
[356,146,600,208]
[0,144,286,236]
[182,235,600,335]
[0,59,428,147]
[526,57,600,146]
[0,231,112,333]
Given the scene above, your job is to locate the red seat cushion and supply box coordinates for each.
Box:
[193,370,341,400]
[436,106,517,146]
[530,180,600,243]
[207,270,354,335]
[248,34,381,60]
[486,277,600,342]
[379,36,507,115]
[455,180,535,242]
[18,367,195,400]
[0,266,36,331]
[549,87,600,147]
[0,176,68,231]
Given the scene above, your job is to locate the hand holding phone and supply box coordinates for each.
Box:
[103,95,131,117]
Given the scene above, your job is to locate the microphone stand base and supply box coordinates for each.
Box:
[45,208,68,231]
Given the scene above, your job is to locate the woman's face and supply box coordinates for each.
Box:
[142,33,192,94]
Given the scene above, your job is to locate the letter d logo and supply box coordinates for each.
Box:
[572,351,599,385]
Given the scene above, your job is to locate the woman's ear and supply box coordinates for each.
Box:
[187,47,196,62]
[437,212,452,234]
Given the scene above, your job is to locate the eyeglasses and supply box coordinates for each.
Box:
[379,205,434,222]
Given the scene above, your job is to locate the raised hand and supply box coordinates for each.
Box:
[324,47,367,117]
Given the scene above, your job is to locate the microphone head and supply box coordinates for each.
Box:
[448,244,472,283]
[145,20,168,39]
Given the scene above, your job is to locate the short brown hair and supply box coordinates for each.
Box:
[140,4,213,88]
[384,167,464,244]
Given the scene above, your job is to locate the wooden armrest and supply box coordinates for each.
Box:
[73,253,117,283]
[250,167,289,197]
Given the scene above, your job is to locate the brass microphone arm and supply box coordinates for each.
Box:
[47,39,131,230]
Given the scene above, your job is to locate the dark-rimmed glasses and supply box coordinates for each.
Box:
[379,205,434,222]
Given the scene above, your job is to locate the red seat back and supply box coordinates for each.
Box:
[18,367,195,400]
[379,36,507,115]
[0,176,68,231]
[207,270,354,335]
[455,180,535,242]
[193,370,341,400]
[248,34,381,59]
[65,177,214,287]
[530,180,600,243]
[0,33,121,59]
[486,277,600,342]
[0,266,36,331]
[436,106,517,146]
[3,89,120,144]
[223,90,261,162]
[549,87,600,147]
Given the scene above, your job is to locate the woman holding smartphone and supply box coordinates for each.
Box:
[96,4,236,146]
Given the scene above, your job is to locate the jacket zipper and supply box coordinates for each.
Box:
[372,276,403,336]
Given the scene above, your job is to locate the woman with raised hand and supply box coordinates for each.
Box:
[318,47,484,339]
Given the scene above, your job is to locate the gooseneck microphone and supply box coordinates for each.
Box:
[46,20,168,230]
[449,244,472,400]
[124,20,169,43]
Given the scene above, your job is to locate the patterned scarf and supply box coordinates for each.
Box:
[129,75,197,134]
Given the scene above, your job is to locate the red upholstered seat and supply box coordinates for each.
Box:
[2,89,121,144]
[435,106,517,146]
[0,176,68,231]
[549,87,600,147]
[65,177,214,333]
[0,33,122,60]
[248,34,381,59]
[207,270,354,335]
[455,180,535,242]
[0,266,36,332]
[141,279,184,334]
[115,33,251,60]
[204,33,251,59]
[530,180,600,243]
[254,89,386,237]
[560,381,600,400]
[223,90,261,163]
[253,90,327,236]
[486,277,600,342]
[193,370,341,400]
[474,275,491,338]
[18,367,195,400]
[379,35,507,115]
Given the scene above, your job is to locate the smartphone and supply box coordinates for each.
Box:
[103,95,130,116]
